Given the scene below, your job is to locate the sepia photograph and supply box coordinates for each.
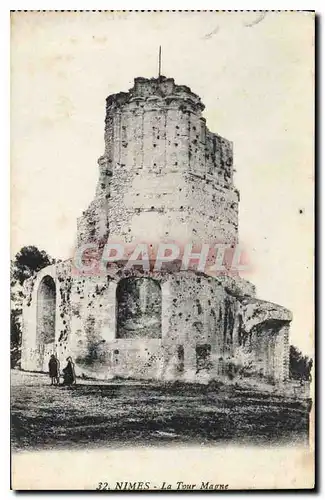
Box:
[10,10,315,490]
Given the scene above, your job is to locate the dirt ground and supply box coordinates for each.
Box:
[11,370,311,451]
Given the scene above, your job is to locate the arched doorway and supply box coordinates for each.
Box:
[116,277,162,338]
[36,276,56,370]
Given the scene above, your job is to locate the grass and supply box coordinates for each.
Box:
[11,370,311,451]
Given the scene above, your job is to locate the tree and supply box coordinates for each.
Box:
[10,246,55,368]
[289,345,313,383]
[11,245,54,286]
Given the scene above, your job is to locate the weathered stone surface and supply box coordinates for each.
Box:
[77,76,238,248]
[239,297,292,332]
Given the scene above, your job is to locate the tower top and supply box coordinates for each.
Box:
[106,76,205,112]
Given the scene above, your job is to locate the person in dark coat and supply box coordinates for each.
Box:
[62,357,76,386]
[48,354,59,385]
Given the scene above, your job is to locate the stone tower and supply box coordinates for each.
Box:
[77,76,239,248]
[22,75,292,385]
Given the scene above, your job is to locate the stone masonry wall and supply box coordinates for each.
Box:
[77,76,239,247]
[22,75,292,386]
[22,261,290,383]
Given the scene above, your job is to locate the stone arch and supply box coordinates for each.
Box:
[36,275,56,369]
[116,277,162,338]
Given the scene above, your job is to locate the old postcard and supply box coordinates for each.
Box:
[10,10,315,490]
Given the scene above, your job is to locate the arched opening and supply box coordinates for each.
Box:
[36,276,56,369]
[116,277,162,339]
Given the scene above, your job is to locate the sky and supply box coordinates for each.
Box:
[11,11,314,355]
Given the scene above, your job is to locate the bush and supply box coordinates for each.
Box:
[289,345,313,382]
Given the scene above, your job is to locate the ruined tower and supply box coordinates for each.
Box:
[77,76,238,247]
[22,76,292,385]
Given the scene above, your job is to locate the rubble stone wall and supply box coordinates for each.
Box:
[21,76,292,386]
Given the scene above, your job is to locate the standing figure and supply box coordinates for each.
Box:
[48,354,59,386]
[62,357,76,386]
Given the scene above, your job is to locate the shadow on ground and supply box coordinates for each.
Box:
[11,370,311,451]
